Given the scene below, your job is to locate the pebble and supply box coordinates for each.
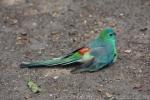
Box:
[84,20,87,24]
[119,13,124,16]
[105,92,113,98]
[53,76,59,80]
[32,22,37,26]
[12,19,18,24]
[2,26,6,28]
[140,28,148,32]
[49,94,53,97]
[21,32,27,36]
[89,14,92,17]
[124,49,131,53]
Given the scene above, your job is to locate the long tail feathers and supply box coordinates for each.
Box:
[20,47,90,69]
[20,56,80,68]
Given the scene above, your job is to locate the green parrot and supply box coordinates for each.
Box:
[20,28,117,73]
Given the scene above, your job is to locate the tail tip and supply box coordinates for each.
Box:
[20,62,30,68]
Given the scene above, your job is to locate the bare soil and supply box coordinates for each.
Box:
[0,0,150,100]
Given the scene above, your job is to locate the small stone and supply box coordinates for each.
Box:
[49,94,53,97]
[139,69,142,73]
[89,14,92,17]
[50,21,54,24]
[140,28,148,32]
[32,22,37,26]
[12,19,18,24]
[124,49,131,53]
[2,26,6,28]
[16,33,29,45]
[105,92,113,98]
[97,88,103,92]
[21,32,27,36]
[119,13,124,16]
[53,76,59,80]
[4,47,8,50]
[90,30,95,34]
[133,84,143,91]
[141,33,145,36]
[84,20,87,24]
[108,20,116,27]
[16,36,22,40]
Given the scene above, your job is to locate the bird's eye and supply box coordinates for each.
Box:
[109,32,116,37]
[109,33,113,36]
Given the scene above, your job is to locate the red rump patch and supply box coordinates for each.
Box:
[78,48,90,55]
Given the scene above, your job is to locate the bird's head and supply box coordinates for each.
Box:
[99,28,116,42]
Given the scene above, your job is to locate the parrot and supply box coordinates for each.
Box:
[20,28,117,73]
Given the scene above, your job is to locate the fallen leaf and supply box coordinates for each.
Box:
[27,80,41,93]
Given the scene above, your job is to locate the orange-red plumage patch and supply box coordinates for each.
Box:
[78,48,90,55]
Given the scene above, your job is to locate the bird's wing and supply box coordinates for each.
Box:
[90,46,114,63]
[62,47,90,58]
[71,46,114,73]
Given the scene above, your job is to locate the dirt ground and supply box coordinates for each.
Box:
[0,0,150,100]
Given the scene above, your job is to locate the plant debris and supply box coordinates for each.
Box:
[27,80,41,93]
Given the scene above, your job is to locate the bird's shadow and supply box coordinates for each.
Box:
[20,62,115,74]
[20,62,82,69]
